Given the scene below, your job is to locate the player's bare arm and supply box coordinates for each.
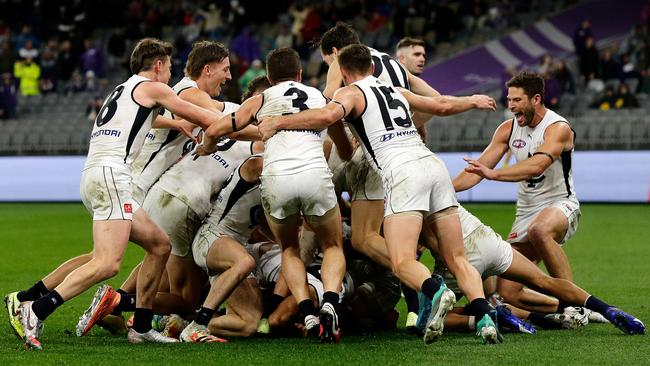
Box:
[258,86,359,141]
[407,70,440,97]
[327,121,353,161]
[453,119,512,191]
[136,81,221,130]
[194,94,263,156]
[152,115,197,142]
[400,89,496,121]
[463,121,574,182]
[323,58,344,99]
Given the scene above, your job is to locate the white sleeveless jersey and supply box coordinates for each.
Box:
[347,76,430,173]
[508,108,577,210]
[368,47,410,89]
[256,80,328,176]
[85,75,161,172]
[131,77,200,192]
[156,139,253,218]
[205,155,264,244]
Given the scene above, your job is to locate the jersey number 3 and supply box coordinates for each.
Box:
[283,87,309,113]
[96,85,125,127]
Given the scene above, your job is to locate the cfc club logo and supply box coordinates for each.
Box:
[124,203,132,214]
[512,139,526,148]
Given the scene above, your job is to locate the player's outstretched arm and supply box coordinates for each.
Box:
[195,94,263,156]
[400,89,496,120]
[453,120,511,191]
[152,115,197,142]
[464,122,573,182]
[323,59,344,99]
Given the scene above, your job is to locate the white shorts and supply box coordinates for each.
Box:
[143,185,201,258]
[383,155,458,217]
[347,149,384,201]
[131,183,147,207]
[192,224,220,274]
[80,166,139,221]
[436,225,513,297]
[507,198,581,245]
[260,168,337,221]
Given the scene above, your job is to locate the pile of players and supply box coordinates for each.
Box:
[4,22,645,351]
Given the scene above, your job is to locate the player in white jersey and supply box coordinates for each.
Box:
[454,72,581,312]
[177,154,265,342]
[195,48,353,343]
[7,38,230,350]
[258,44,503,344]
[423,206,645,336]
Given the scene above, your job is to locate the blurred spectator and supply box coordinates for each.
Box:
[500,66,517,107]
[590,86,616,110]
[15,25,39,51]
[622,23,647,56]
[290,2,309,39]
[275,23,294,49]
[614,83,639,108]
[18,39,39,60]
[599,49,621,80]
[85,70,97,92]
[0,41,15,75]
[573,19,593,54]
[636,39,650,72]
[231,27,261,69]
[13,57,40,97]
[0,72,18,119]
[57,40,77,87]
[197,3,224,39]
[554,60,576,94]
[620,53,641,87]
[107,27,127,72]
[40,48,57,94]
[460,0,488,32]
[301,5,322,43]
[579,36,599,81]
[65,70,85,95]
[238,59,265,94]
[543,71,561,108]
[80,39,105,79]
[86,95,103,121]
[537,53,554,75]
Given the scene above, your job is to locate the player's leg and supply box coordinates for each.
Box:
[497,242,558,313]
[126,208,177,342]
[165,255,204,317]
[181,236,255,342]
[527,206,573,280]
[425,209,500,343]
[350,199,392,269]
[269,287,319,335]
[502,250,645,334]
[208,278,263,338]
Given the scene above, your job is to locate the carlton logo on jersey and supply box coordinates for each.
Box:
[512,139,526,148]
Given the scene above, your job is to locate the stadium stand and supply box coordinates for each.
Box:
[0,0,649,155]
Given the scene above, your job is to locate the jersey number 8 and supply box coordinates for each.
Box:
[96,85,125,127]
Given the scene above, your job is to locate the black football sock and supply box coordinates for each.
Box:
[556,300,573,313]
[420,274,443,300]
[402,283,419,313]
[132,308,154,334]
[466,298,494,320]
[298,299,317,319]
[527,312,563,329]
[322,291,339,307]
[585,296,612,316]
[194,307,215,327]
[31,290,64,321]
[17,280,49,302]
[113,289,136,315]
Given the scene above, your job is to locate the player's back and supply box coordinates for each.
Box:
[368,47,410,90]
[256,80,328,176]
[85,75,160,172]
[508,109,577,209]
[348,75,430,173]
[156,138,253,218]
[205,155,263,244]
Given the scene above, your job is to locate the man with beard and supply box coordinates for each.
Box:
[454,72,580,313]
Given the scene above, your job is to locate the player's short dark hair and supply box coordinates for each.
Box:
[338,44,372,76]
[319,21,360,56]
[242,75,271,102]
[266,48,301,84]
[184,41,229,78]
[396,37,425,52]
[506,71,545,101]
[130,38,173,74]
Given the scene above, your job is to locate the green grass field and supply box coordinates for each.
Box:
[1,203,649,365]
